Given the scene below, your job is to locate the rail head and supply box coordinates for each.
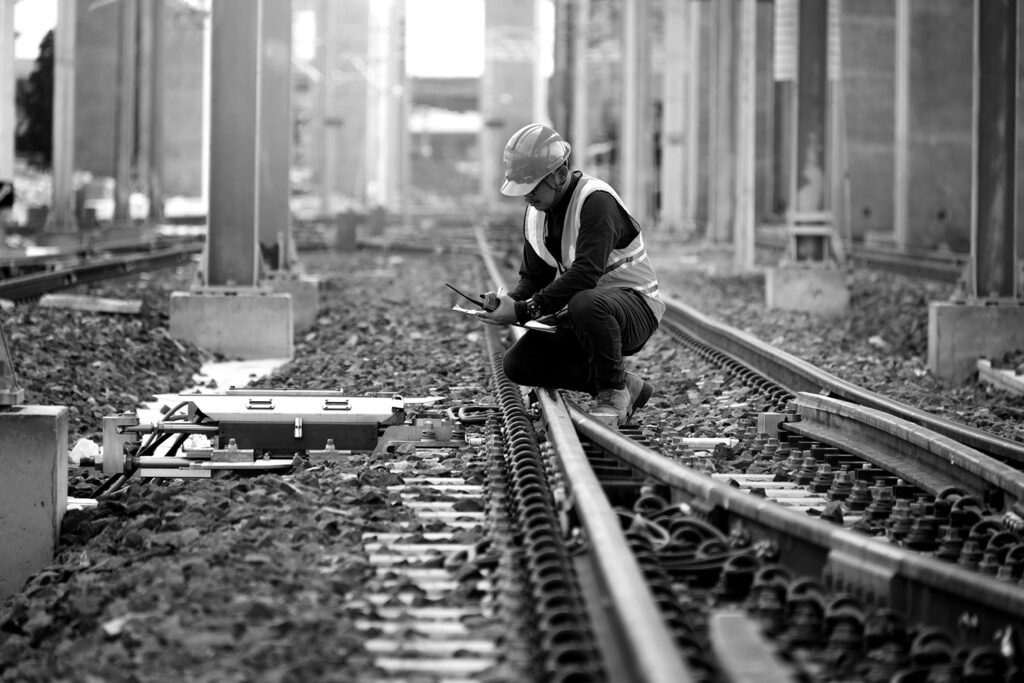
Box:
[787,392,1024,509]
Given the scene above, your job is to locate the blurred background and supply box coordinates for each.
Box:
[2,0,1021,259]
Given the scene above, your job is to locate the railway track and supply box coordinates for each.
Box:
[0,240,202,302]
[3,217,1020,681]
[465,222,1024,681]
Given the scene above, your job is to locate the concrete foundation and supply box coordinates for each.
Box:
[334,212,358,251]
[765,266,850,316]
[928,301,1024,383]
[0,406,68,600]
[266,274,320,331]
[170,289,293,359]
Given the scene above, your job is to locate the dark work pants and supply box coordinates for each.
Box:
[502,288,658,395]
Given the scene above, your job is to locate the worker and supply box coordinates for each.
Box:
[475,123,665,424]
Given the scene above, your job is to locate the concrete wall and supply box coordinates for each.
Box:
[841,0,895,241]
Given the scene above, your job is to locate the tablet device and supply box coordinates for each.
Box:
[445,282,496,311]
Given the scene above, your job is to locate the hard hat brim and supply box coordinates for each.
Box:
[500,175,543,197]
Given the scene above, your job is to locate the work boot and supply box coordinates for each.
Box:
[593,386,631,423]
[593,373,654,424]
[624,372,654,420]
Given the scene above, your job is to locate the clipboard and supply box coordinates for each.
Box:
[451,303,555,333]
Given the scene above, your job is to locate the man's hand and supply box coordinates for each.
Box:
[476,290,517,326]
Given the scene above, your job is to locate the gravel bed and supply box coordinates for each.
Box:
[2,240,1021,681]
[0,250,497,682]
[637,241,1024,445]
[1,267,209,445]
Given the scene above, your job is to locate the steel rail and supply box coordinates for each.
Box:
[474,223,699,681]
[786,392,1024,509]
[0,242,202,302]
[534,387,696,683]
[566,401,1024,644]
[847,246,964,283]
[662,295,1024,467]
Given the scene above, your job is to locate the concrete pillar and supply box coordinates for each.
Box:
[138,0,165,221]
[660,0,690,234]
[839,0,895,244]
[693,2,712,224]
[620,0,650,225]
[366,0,406,210]
[205,0,292,286]
[207,0,260,286]
[709,0,736,244]
[171,0,298,359]
[662,0,705,234]
[794,0,829,217]
[336,0,370,205]
[772,0,796,217]
[550,0,572,136]
[0,406,69,600]
[481,0,538,208]
[894,0,973,252]
[766,0,849,315]
[927,0,1023,383]
[0,0,14,213]
[733,0,756,273]
[570,0,590,169]
[161,5,204,201]
[754,2,775,220]
[532,0,548,126]
[47,0,77,235]
[257,0,293,268]
[312,0,333,213]
[969,0,1018,300]
[113,0,137,225]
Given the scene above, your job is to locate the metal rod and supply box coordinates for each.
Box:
[135,456,192,468]
[119,423,219,435]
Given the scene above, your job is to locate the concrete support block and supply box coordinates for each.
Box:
[0,406,68,599]
[334,211,358,251]
[266,274,320,331]
[169,289,293,359]
[928,301,1024,383]
[765,266,850,316]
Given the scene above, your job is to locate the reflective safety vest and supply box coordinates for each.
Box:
[524,173,665,321]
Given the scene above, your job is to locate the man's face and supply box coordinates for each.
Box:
[523,174,559,211]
